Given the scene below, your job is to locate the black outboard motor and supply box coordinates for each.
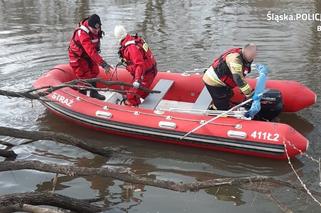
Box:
[245,89,283,121]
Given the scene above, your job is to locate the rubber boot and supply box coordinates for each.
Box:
[90,82,105,100]
[79,89,87,95]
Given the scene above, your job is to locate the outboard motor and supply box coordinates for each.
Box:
[245,89,283,121]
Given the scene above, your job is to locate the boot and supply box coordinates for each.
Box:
[79,89,87,95]
[89,82,105,100]
[90,89,105,100]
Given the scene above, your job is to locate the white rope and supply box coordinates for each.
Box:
[164,107,248,118]
[319,158,321,187]
[283,139,321,206]
[180,98,253,140]
[285,140,319,163]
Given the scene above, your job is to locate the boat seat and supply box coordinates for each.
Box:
[140,79,174,110]
[192,86,212,110]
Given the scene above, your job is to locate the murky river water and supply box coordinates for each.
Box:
[0,0,321,212]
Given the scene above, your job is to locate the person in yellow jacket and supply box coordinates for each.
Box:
[203,43,257,110]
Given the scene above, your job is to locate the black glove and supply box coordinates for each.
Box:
[101,61,111,69]
[101,61,113,73]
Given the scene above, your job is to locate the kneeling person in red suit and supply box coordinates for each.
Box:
[114,25,158,106]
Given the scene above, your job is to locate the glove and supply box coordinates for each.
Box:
[132,81,140,89]
[245,99,261,119]
[255,64,269,75]
[101,61,113,73]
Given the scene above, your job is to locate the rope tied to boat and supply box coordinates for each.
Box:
[269,116,321,207]
[283,138,321,206]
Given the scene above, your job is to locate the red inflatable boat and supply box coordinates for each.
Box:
[33,64,317,160]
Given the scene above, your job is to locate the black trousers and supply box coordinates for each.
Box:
[204,83,233,110]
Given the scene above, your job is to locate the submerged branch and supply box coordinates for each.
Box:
[0,192,103,213]
[0,160,317,194]
[0,126,118,158]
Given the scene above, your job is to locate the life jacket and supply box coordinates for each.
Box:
[118,34,156,68]
[211,48,252,88]
[68,18,103,59]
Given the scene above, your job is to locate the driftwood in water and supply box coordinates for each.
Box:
[0,126,119,158]
[0,160,313,213]
[0,126,320,195]
[0,192,103,213]
[0,160,315,195]
[2,203,67,213]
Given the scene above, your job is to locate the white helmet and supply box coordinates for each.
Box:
[114,25,127,41]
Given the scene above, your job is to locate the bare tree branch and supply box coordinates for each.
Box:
[0,140,15,148]
[0,78,160,101]
[4,203,68,213]
[0,160,301,193]
[0,192,103,213]
[0,126,119,158]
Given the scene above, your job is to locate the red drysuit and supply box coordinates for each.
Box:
[68,19,105,79]
[119,34,158,106]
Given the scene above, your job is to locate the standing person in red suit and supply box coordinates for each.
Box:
[114,25,158,106]
[68,14,112,100]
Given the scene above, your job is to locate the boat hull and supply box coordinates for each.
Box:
[33,64,314,160]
